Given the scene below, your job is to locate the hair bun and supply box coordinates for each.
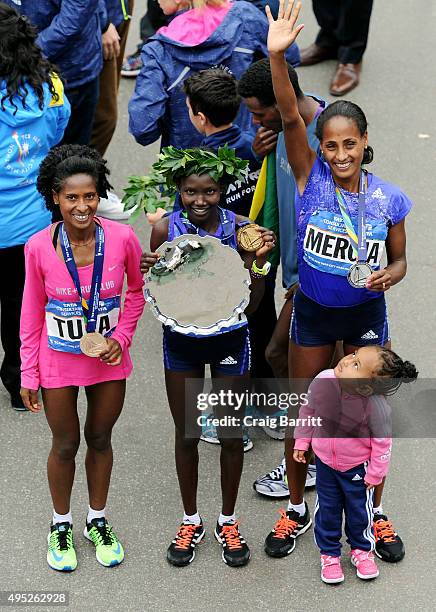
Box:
[400,360,418,382]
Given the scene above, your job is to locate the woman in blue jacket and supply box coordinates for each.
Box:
[3,0,103,146]
[128,0,299,150]
[0,3,70,410]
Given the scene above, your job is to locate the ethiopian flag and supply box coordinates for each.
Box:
[249,152,280,267]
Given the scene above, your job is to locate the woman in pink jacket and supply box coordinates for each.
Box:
[20,145,145,572]
[293,345,417,585]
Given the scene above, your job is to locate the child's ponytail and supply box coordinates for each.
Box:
[373,347,418,395]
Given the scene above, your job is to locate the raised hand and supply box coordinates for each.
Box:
[266,0,304,55]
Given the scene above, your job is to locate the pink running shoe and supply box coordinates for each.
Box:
[320,555,344,584]
[350,549,379,580]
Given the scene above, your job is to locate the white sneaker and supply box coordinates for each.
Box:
[97,192,133,221]
[253,458,288,498]
[253,459,316,498]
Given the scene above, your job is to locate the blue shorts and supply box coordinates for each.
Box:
[163,326,251,375]
[290,290,390,347]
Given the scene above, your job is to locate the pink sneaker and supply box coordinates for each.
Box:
[320,555,344,584]
[350,549,379,580]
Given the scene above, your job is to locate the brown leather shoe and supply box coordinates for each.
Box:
[329,63,361,96]
[300,43,337,66]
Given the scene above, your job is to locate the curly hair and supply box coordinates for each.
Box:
[0,3,59,114]
[238,58,303,107]
[37,145,113,212]
[316,100,374,165]
[372,346,418,396]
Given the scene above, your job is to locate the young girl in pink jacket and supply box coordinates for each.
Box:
[293,345,417,584]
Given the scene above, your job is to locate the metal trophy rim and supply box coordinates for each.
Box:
[144,234,251,335]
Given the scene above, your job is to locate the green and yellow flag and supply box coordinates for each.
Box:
[249,152,280,266]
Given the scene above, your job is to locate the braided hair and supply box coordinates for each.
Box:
[37,145,113,212]
[0,3,58,113]
[372,346,418,396]
[315,100,374,165]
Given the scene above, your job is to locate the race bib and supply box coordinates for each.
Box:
[303,211,386,277]
[46,296,120,354]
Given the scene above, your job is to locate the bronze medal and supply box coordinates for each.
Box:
[80,332,108,357]
[237,224,264,252]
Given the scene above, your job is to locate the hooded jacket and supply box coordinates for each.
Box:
[3,0,104,90]
[128,1,300,149]
[0,77,71,248]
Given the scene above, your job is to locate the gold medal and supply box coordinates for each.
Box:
[80,332,108,357]
[237,224,264,252]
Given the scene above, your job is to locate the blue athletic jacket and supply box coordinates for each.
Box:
[128,1,300,149]
[3,0,104,90]
[0,76,71,248]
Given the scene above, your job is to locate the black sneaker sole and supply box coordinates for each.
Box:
[167,529,205,567]
[214,529,251,567]
[374,547,405,563]
[264,518,313,558]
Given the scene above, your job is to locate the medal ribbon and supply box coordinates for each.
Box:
[181,207,234,242]
[59,222,105,333]
[334,171,367,262]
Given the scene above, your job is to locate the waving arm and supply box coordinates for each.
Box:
[266,0,316,194]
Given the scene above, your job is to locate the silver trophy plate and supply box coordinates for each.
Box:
[145,234,251,335]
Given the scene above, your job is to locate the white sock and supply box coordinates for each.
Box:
[183,512,201,525]
[288,501,306,517]
[218,513,236,526]
[373,505,384,516]
[53,510,72,525]
[87,506,106,524]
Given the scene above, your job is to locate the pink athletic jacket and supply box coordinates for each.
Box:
[294,370,392,486]
[20,218,145,389]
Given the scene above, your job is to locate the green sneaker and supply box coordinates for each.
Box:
[47,522,77,571]
[84,518,124,567]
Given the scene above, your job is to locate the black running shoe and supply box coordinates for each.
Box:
[373,514,405,563]
[264,504,312,557]
[214,521,250,567]
[167,522,205,567]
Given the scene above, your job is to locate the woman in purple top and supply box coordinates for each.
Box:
[261,1,411,564]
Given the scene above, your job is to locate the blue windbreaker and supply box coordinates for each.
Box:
[3,1,104,90]
[105,0,130,27]
[129,1,300,149]
[0,77,71,248]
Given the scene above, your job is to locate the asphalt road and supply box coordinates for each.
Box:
[1,2,436,611]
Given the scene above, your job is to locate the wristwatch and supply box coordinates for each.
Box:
[250,259,271,278]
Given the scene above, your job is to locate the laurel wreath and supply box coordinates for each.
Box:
[122,145,249,224]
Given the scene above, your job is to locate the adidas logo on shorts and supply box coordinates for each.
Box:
[361,330,378,340]
[352,474,363,481]
[219,356,238,365]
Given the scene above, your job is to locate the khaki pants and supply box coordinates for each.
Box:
[90,0,135,156]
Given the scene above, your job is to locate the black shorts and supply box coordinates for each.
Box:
[290,290,390,347]
[163,325,251,375]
